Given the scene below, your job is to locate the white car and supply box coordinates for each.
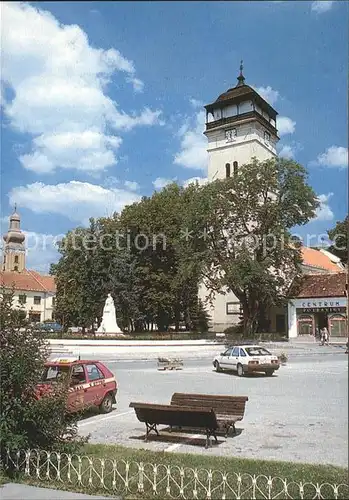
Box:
[213,344,280,377]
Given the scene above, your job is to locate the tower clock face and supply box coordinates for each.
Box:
[225,128,237,142]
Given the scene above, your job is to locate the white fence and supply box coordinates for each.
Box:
[3,449,348,499]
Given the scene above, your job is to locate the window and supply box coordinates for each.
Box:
[42,365,69,382]
[223,347,233,357]
[225,128,237,142]
[86,364,104,381]
[34,296,41,305]
[226,302,241,315]
[18,294,27,305]
[239,348,246,357]
[225,163,231,178]
[264,131,270,143]
[233,161,238,175]
[14,255,19,263]
[232,347,240,357]
[52,297,56,306]
[14,266,18,272]
[245,347,271,356]
[71,365,86,385]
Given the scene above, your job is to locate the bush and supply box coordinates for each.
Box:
[0,288,85,464]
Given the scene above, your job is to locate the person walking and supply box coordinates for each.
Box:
[323,326,329,346]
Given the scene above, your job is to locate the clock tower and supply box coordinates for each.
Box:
[2,205,26,273]
[204,62,279,181]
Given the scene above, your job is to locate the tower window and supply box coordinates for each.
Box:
[14,266,18,272]
[233,161,238,175]
[14,256,19,263]
[264,131,270,143]
[225,163,231,178]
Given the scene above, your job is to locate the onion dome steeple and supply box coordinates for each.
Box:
[236,60,245,87]
[2,205,26,272]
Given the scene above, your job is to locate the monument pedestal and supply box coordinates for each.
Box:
[97,293,123,335]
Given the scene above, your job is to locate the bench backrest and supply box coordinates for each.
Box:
[170,393,248,417]
[129,402,218,429]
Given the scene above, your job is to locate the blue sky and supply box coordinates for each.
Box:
[1,1,348,272]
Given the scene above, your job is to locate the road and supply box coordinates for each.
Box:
[76,348,348,467]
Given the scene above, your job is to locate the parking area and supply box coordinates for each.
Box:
[77,351,348,467]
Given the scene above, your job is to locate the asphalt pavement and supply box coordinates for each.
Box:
[76,349,348,467]
[0,483,115,499]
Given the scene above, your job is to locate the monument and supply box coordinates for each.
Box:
[97,293,123,334]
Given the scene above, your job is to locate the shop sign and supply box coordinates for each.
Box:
[298,307,346,313]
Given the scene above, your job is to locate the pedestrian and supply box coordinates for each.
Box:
[323,326,329,346]
[320,327,325,346]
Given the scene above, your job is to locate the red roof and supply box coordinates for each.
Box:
[290,273,346,298]
[0,269,56,293]
[301,247,343,273]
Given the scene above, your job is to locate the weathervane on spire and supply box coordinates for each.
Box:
[14,202,17,212]
[236,59,245,87]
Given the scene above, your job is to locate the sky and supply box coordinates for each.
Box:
[1,1,348,273]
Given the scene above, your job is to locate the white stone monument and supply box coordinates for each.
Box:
[97,293,123,334]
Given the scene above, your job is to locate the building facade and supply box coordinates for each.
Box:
[198,65,347,336]
[1,208,56,323]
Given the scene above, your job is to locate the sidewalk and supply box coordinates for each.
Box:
[0,483,117,499]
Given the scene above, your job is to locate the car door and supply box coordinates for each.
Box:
[230,347,240,371]
[85,363,106,408]
[219,347,233,369]
[68,364,88,412]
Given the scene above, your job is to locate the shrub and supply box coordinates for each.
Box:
[0,288,85,465]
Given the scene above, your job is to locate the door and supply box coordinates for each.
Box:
[85,363,106,407]
[230,346,240,371]
[220,347,233,369]
[68,364,88,412]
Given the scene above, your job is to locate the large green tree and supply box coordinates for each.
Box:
[184,157,319,335]
[328,216,348,265]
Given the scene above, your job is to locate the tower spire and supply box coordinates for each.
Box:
[236,59,245,87]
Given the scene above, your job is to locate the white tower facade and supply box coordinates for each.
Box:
[204,63,279,182]
[200,64,280,332]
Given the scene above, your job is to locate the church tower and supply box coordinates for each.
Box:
[2,205,26,273]
[204,62,279,181]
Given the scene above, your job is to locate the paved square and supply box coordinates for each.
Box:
[78,351,348,467]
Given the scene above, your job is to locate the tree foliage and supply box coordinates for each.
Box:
[0,288,84,461]
[328,216,348,264]
[183,158,319,334]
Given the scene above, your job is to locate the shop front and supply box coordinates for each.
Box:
[288,297,347,338]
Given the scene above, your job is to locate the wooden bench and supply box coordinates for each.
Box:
[170,393,248,437]
[129,402,218,448]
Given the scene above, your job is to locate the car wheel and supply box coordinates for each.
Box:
[214,361,222,372]
[237,363,244,377]
[99,393,113,414]
[265,369,274,377]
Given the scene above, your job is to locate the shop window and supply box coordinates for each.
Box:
[297,314,314,335]
[329,314,347,337]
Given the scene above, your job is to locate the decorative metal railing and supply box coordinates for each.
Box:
[2,449,348,499]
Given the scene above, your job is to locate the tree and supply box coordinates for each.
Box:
[328,216,348,264]
[0,288,83,463]
[184,157,319,335]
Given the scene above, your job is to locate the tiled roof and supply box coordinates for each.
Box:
[301,247,343,273]
[0,269,56,293]
[290,273,346,298]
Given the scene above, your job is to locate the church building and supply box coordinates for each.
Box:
[198,64,347,337]
[1,207,56,323]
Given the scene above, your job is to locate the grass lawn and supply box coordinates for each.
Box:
[2,443,348,499]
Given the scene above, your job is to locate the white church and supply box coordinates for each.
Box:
[197,64,346,336]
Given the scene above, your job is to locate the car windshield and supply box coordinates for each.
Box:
[42,365,70,383]
[245,347,271,356]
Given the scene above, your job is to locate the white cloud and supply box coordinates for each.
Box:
[278,144,296,159]
[189,98,204,108]
[255,86,280,106]
[174,110,207,171]
[124,180,139,191]
[152,177,176,190]
[312,146,348,169]
[8,181,141,225]
[277,116,296,136]
[183,177,208,188]
[314,193,334,221]
[1,3,162,174]
[311,1,334,14]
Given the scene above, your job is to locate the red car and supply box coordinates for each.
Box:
[37,358,117,414]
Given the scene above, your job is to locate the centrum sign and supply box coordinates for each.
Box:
[296,299,346,314]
